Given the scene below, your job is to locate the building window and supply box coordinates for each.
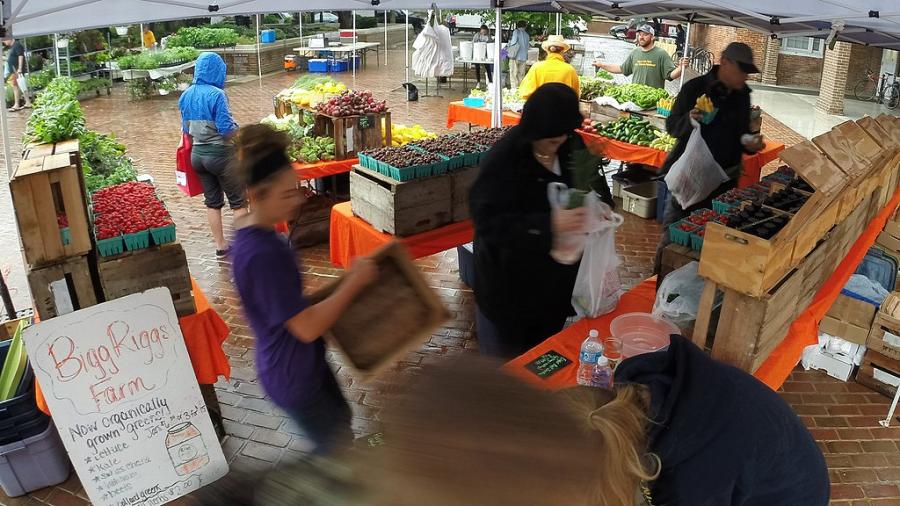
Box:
[779,36,824,58]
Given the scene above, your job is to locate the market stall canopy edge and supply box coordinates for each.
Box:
[504,0,900,51]
[3,0,495,37]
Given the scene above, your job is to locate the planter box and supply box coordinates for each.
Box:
[350,165,451,237]
[11,141,90,268]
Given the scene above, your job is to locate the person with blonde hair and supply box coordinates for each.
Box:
[518,34,581,99]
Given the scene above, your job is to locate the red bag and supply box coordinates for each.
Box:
[176,132,205,197]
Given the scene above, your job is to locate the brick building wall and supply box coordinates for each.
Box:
[690,25,767,81]
[776,54,823,88]
[846,44,883,93]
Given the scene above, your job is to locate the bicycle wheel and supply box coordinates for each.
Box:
[854,79,876,102]
[701,51,713,74]
[886,84,900,109]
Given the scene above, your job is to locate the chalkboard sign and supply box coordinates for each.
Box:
[23,288,228,506]
[525,350,572,379]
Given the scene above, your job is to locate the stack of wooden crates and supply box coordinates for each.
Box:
[11,140,195,321]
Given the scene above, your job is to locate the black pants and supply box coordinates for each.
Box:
[475,63,493,83]
[284,369,353,456]
[476,307,569,360]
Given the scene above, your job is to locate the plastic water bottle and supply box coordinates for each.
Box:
[577,330,604,386]
[593,355,613,389]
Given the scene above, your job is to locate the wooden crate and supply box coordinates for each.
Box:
[698,139,850,298]
[693,190,879,372]
[866,293,900,361]
[314,111,390,160]
[309,241,450,378]
[96,243,196,317]
[856,351,900,398]
[27,254,99,320]
[288,194,340,249]
[450,165,479,223]
[10,147,91,268]
[350,165,452,237]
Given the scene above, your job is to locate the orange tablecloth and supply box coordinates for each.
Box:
[294,158,358,181]
[578,131,670,169]
[505,278,657,389]
[446,102,521,129]
[755,187,900,389]
[740,140,785,188]
[508,188,900,392]
[329,201,474,268]
[35,277,231,415]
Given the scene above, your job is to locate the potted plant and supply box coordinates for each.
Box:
[157,77,176,95]
[176,74,191,91]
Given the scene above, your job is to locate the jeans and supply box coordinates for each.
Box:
[509,59,527,89]
[284,370,353,455]
[475,63,493,83]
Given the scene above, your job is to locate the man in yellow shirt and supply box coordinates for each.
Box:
[142,26,157,49]
[518,35,580,99]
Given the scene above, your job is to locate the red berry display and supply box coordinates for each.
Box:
[92,182,173,240]
[315,90,388,117]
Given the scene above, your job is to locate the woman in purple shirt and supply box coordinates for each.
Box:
[229,125,377,454]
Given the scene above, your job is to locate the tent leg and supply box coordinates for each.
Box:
[556,13,562,36]
[353,10,357,80]
[385,10,389,66]
[680,22,692,89]
[256,14,262,81]
[492,7,503,128]
[0,42,12,180]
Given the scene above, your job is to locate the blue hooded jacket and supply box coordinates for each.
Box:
[179,52,237,153]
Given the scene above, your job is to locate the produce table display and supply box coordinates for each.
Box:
[329,202,473,268]
[445,102,784,189]
[293,158,359,180]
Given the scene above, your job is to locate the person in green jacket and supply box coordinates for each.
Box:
[594,24,688,89]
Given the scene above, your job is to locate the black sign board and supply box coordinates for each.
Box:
[524,350,572,379]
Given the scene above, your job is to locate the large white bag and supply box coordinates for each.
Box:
[652,261,705,329]
[664,119,730,209]
[570,193,624,318]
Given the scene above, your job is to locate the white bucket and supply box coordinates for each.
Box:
[473,42,487,61]
[459,41,473,60]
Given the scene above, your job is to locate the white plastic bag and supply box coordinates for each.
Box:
[570,193,624,318]
[664,119,730,209]
[653,261,705,329]
[593,95,644,112]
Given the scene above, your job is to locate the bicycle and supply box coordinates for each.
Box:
[674,47,713,75]
[853,69,900,109]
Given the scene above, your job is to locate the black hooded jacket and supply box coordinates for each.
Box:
[616,335,830,506]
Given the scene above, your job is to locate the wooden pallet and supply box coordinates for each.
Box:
[450,165,479,222]
[856,350,900,398]
[10,146,91,268]
[308,241,450,379]
[692,189,881,373]
[349,165,452,237]
[27,254,99,320]
[314,111,390,160]
[96,243,195,317]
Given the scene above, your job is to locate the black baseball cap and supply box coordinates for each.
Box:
[722,42,760,74]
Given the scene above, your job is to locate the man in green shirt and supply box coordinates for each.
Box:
[594,24,687,89]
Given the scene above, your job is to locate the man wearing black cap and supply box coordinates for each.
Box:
[593,24,688,89]
[653,42,765,276]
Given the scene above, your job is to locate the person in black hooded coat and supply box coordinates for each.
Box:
[469,83,614,359]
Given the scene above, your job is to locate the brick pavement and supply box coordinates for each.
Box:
[0,48,896,505]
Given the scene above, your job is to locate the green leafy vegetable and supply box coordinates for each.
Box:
[603,83,670,109]
[24,77,86,144]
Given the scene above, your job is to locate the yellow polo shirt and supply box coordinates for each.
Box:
[518,53,581,99]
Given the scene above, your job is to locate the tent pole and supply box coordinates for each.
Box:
[405,10,410,84]
[556,13,561,36]
[352,10,357,80]
[0,42,12,179]
[256,14,262,81]
[492,7,503,128]
[299,12,303,42]
[385,10,389,66]
[54,33,61,76]
[680,21,692,89]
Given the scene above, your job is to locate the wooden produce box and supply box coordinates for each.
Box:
[288,194,340,249]
[309,241,450,378]
[350,165,452,237]
[450,165,479,222]
[27,254,99,320]
[314,111,390,160]
[856,350,900,398]
[96,243,196,317]
[699,139,849,298]
[11,141,91,268]
[693,191,879,372]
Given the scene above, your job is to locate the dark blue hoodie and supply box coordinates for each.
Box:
[178,52,237,155]
[615,335,830,505]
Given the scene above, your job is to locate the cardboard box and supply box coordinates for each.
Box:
[877,220,900,255]
[866,293,900,361]
[822,294,879,345]
[808,349,856,381]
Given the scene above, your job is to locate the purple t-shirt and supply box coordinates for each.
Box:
[231,226,327,409]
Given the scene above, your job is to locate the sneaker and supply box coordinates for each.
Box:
[215,248,229,258]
